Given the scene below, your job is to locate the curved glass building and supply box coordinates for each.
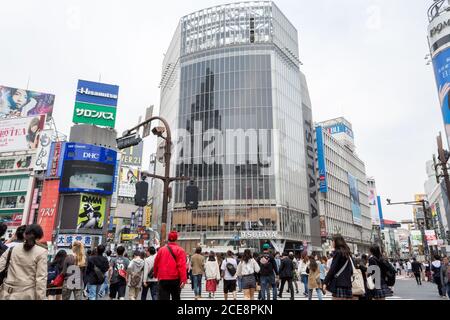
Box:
[156,1,316,253]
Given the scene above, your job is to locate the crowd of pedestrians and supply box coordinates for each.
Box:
[1,222,450,300]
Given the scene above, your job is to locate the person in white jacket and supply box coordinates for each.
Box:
[142,247,158,300]
[298,254,310,296]
[236,249,261,300]
[204,252,221,299]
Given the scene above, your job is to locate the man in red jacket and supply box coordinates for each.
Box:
[154,230,187,300]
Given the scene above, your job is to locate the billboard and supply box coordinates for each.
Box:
[0,115,46,152]
[33,129,53,171]
[348,173,362,226]
[118,167,140,197]
[324,123,354,139]
[0,155,33,172]
[368,186,380,225]
[46,142,65,178]
[59,143,117,195]
[37,180,60,243]
[0,86,55,120]
[425,230,438,246]
[77,194,106,230]
[411,230,423,246]
[1,213,23,228]
[432,46,450,147]
[316,126,328,193]
[73,80,119,128]
[120,142,144,167]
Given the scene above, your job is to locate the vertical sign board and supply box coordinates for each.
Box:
[316,126,328,193]
[37,180,60,243]
[33,129,54,171]
[377,196,385,230]
[348,173,362,226]
[144,206,152,228]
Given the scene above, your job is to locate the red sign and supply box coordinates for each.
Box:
[6,213,23,227]
[37,180,60,242]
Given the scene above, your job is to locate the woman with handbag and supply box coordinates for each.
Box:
[236,249,260,300]
[205,252,221,299]
[323,235,353,300]
[61,241,87,300]
[47,250,67,300]
[307,257,323,300]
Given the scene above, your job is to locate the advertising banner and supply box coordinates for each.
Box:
[118,167,139,198]
[324,123,354,139]
[144,205,152,228]
[425,230,438,246]
[37,180,60,243]
[411,230,423,246]
[73,80,119,128]
[120,142,144,167]
[46,142,65,178]
[432,46,450,148]
[316,126,328,193]
[0,85,55,120]
[111,156,120,208]
[77,194,106,230]
[368,186,380,226]
[33,129,53,171]
[0,155,33,172]
[348,173,362,226]
[0,115,46,152]
[59,143,117,195]
[3,213,23,228]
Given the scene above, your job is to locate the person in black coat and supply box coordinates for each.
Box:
[367,244,393,300]
[85,244,110,300]
[278,252,295,300]
[323,235,353,300]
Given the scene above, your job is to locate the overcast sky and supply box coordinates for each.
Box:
[0,0,442,221]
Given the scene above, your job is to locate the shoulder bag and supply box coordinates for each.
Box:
[0,248,13,286]
[350,258,365,296]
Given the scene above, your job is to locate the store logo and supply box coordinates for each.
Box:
[83,152,99,160]
[75,108,115,120]
[430,18,450,38]
[77,87,118,99]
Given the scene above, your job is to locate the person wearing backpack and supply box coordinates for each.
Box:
[127,250,145,300]
[142,246,158,300]
[220,250,238,300]
[85,244,109,300]
[258,244,279,300]
[47,250,67,300]
[367,244,394,300]
[108,246,129,300]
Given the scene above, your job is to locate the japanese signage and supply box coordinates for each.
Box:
[37,180,60,243]
[56,234,99,248]
[46,141,65,178]
[348,173,362,226]
[0,85,55,120]
[0,155,33,172]
[122,234,139,241]
[144,205,152,228]
[73,80,119,128]
[77,194,106,230]
[33,129,53,171]
[0,115,46,152]
[316,126,328,193]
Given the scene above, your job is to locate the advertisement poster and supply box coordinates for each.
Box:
[425,230,438,246]
[316,126,328,193]
[120,142,143,167]
[60,143,117,195]
[0,86,55,120]
[46,141,65,178]
[0,155,33,172]
[432,46,450,147]
[348,173,362,226]
[77,194,106,230]
[37,180,60,243]
[0,115,46,152]
[118,167,139,197]
[33,129,54,171]
[410,230,423,246]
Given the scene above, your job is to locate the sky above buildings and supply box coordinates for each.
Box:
[0,0,441,221]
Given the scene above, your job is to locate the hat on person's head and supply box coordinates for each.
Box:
[262,243,270,250]
[168,230,178,242]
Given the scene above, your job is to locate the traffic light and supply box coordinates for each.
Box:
[117,134,142,150]
[438,149,450,164]
[134,181,149,207]
[185,184,199,210]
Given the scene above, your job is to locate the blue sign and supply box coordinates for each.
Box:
[316,126,328,193]
[348,173,362,226]
[377,196,385,230]
[59,143,117,195]
[325,123,354,139]
[75,80,119,107]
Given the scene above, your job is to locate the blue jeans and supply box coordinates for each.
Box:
[192,274,202,297]
[301,274,309,295]
[87,284,102,300]
[308,288,323,300]
[98,273,109,297]
[238,276,243,291]
[446,282,450,299]
[260,274,277,300]
[142,282,159,300]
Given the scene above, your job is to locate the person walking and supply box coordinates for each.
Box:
[278,252,295,300]
[142,246,158,300]
[411,258,423,285]
[190,247,205,300]
[153,231,187,301]
[367,245,393,300]
[236,249,260,300]
[127,250,145,300]
[236,253,243,292]
[258,244,278,300]
[205,252,221,299]
[319,256,328,295]
[406,259,412,278]
[47,250,67,300]
[323,235,353,300]
[440,256,450,299]
[431,255,446,298]
[395,260,401,276]
[61,241,86,300]
[85,244,109,300]
[424,260,432,282]
[0,224,47,300]
[289,252,299,294]
[307,257,323,300]
[299,253,310,297]
[108,246,129,300]
[220,250,238,300]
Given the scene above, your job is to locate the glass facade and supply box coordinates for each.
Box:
[157,2,310,251]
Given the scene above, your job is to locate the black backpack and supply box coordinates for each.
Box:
[259,255,273,275]
[379,258,396,287]
[226,259,237,276]
[93,265,105,284]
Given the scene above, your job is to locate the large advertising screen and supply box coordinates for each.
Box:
[0,86,55,120]
[0,115,46,152]
[37,180,60,243]
[432,46,450,147]
[73,80,119,128]
[60,143,117,195]
[77,194,106,230]
[348,173,362,226]
[316,126,328,193]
